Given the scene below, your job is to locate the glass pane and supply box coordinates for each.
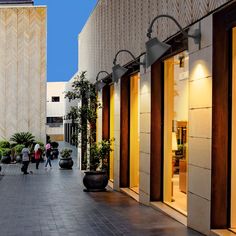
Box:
[163,51,188,215]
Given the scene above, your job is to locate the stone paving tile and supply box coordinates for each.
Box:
[0,142,203,236]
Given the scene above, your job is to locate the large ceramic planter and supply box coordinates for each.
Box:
[83,171,108,192]
[1,155,11,164]
[59,157,74,169]
[15,155,22,163]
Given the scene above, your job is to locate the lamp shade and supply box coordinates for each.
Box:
[95,80,106,91]
[145,37,171,68]
[112,64,128,83]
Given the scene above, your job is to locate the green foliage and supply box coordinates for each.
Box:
[14,144,25,155]
[10,132,35,147]
[0,148,11,156]
[89,139,114,171]
[0,140,10,149]
[60,148,72,159]
[64,71,112,171]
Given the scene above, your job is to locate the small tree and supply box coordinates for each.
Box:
[65,71,112,171]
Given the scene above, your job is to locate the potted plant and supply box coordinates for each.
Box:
[83,139,113,192]
[14,144,25,163]
[65,71,114,191]
[0,148,11,164]
[51,141,59,159]
[59,148,73,169]
[0,140,11,164]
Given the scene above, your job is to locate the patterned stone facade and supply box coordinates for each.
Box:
[0,6,46,142]
[79,0,232,82]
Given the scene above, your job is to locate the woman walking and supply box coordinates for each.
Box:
[45,143,52,169]
[34,143,41,169]
[21,145,30,175]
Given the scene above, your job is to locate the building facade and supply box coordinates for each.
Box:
[46,82,66,141]
[78,0,236,235]
[0,4,46,142]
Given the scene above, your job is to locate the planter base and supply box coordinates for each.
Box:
[83,188,107,192]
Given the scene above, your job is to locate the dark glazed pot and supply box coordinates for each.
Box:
[83,171,108,192]
[59,158,74,169]
[1,156,11,164]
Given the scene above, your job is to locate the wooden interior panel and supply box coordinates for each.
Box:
[212,2,236,229]
[102,85,110,140]
[150,60,163,201]
[120,76,130,188]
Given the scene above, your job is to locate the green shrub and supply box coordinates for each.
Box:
[0,140,10,149]
[14,144,25,155]
[0,148,11,156]
[60,148,72,159]
[10,132,35,146]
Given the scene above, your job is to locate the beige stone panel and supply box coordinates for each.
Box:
[5,9,17,139]
[187,192,210,235]
[140,152,150,175]
[189,108,212,138]
[39,8,46,143]
[188,137,212,170]
[0,10,6,138]
[17,9,30,134]
[140,93,151,114]
[139,171,150,195]
[140,113,150,134]
[113,149,120,191]
[139,189,150,206]
[189,46,212,81]
[189,15,212,54]
[114,130,120,147]
[29,8,42,140]
[189,77,212,109]
[188,164,211,200]
[140,132,150,154]
[140,72,151,95]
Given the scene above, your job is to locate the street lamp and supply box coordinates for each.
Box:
[95,70,109,91]
[145,14,201,68]
[112,49,145,83]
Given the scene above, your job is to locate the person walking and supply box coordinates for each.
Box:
[21,145,30,175]
[34,143,41,169]
[45,143,52,169]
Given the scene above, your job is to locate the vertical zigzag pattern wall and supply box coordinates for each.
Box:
[79,0,231,82]
[0,7,46,142]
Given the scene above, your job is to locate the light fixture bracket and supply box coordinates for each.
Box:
[147,14,201,45]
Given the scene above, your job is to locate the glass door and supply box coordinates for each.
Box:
[163,51,189,215]
[231,26,236,232]
[109,85,114,181]
[129,73,140,194]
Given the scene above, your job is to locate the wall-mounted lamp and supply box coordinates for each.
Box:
[145,14,201,68]
[112,49,145,83]
[95,70,109,91]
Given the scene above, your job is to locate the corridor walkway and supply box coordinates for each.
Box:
[0,143,203,236]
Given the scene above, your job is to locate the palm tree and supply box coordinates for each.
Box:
[10,132,35,147]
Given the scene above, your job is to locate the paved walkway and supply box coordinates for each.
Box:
[0,143,203,236]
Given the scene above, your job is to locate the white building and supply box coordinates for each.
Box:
[46,82,66,141]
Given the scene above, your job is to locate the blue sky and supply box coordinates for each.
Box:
[34,0,98,82]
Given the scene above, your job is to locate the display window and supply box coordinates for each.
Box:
[129,73,140,194]
[163,51,188,215]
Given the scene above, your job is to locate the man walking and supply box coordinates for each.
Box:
[21,145,30,175]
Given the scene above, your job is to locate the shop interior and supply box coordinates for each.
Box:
[163,51,188,215]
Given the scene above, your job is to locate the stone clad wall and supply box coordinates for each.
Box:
[0,6,46,142]
[78,0,231,82]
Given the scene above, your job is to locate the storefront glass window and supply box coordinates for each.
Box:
[163,51,188,215]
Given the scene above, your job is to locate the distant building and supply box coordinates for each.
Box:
[46,82,66,142]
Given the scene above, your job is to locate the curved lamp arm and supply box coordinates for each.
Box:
[96,70,110,81]
[113,49,145,66]
[147,14,200,44]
